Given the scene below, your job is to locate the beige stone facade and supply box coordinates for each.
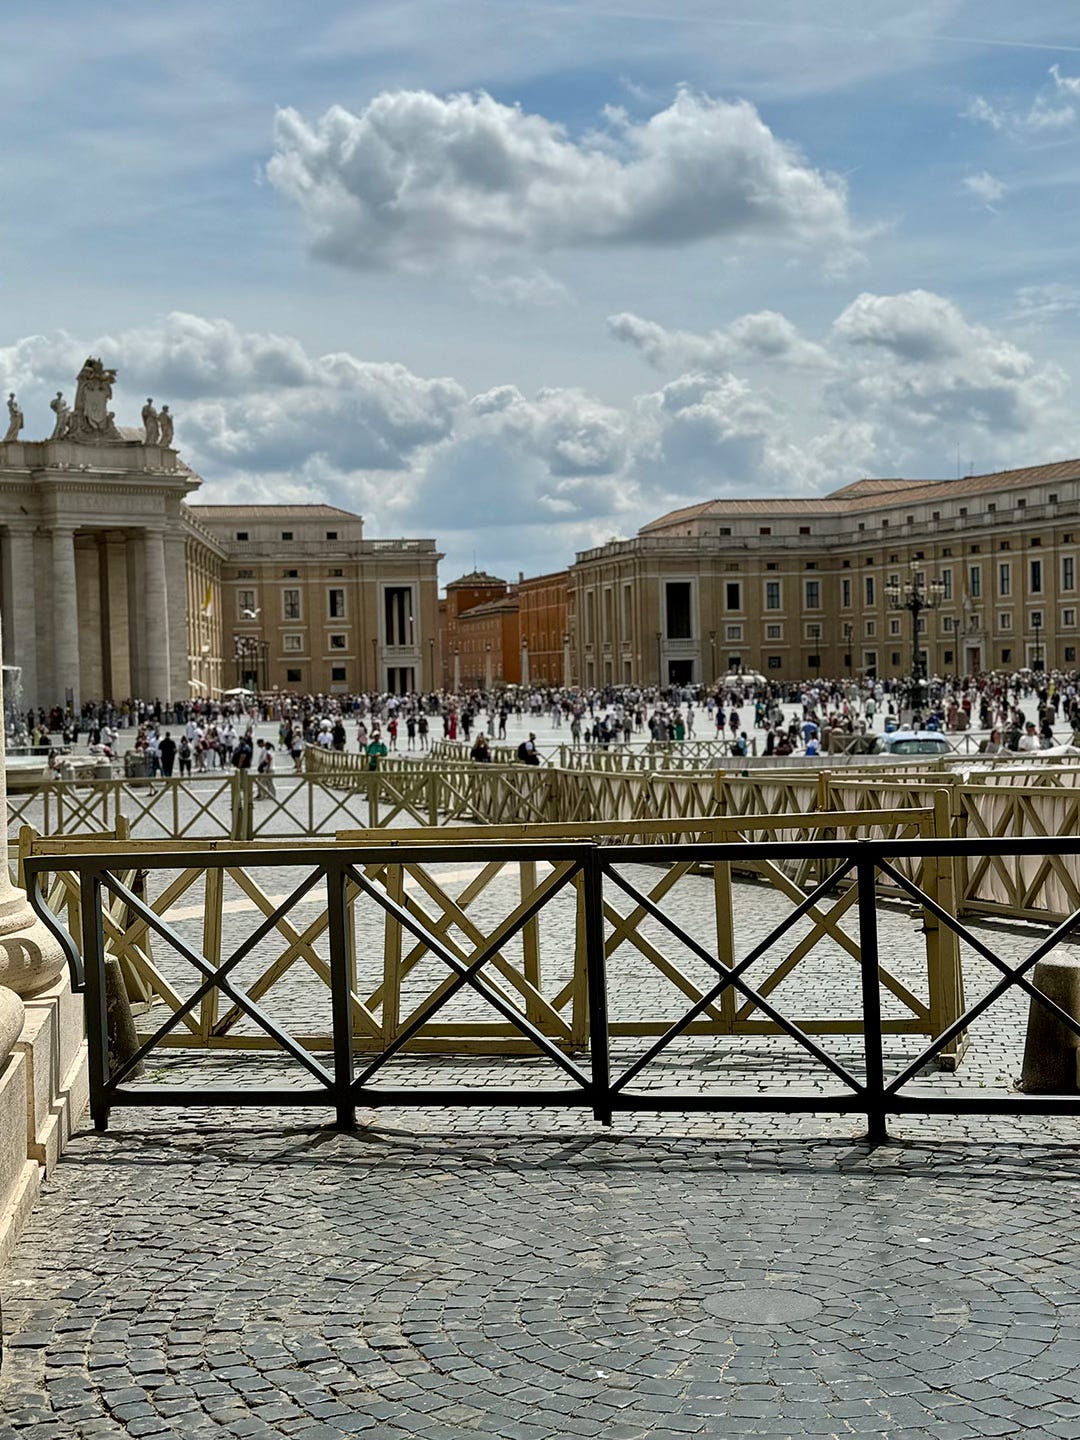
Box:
[0,364,441,710]
[570,460,1080,685]
[186,505,441,697]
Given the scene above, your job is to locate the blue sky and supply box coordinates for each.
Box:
[3,2,1080,583]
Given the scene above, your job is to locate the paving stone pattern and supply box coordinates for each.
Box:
[6,1109,1080,1439]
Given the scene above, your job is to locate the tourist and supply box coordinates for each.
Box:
[159,731,177,778]
[366,731,388,771]
[470,733,492,762]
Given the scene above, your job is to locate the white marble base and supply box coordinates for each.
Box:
[18,974,88,1171]
[0,1050,41,1267]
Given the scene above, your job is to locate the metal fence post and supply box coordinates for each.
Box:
[582,847,611,1125]
[78,868,112,1132]
[856,849,888,1144]
[325,860,356,1130]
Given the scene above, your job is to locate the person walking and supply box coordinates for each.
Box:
[159,731,177,778]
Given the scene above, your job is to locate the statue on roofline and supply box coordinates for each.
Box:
[63,356,122,442]
[3,392,23,442]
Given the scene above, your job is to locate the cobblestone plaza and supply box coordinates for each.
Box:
[5,714,1080,1438]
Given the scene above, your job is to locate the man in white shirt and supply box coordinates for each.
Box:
[1017,722,1041,753]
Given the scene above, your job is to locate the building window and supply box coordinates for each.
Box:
[328,588,346,619]
[766,623,783,640]
[808,654,821,668]
[282,531,294,541]
[865,620,876,636]
[329,634,347,649]
[331,665,347,683]
[1064,556,1076,591]
[235,531,248,541]
[283,634,303,653]
[765,562,778,571]
[891,652,901,666]
[759,526,771,536]
[1001,648,1011,664]
[944,649,954,665]
[799,526,811,535]
[1064,609,1077,627]
[622,584,632,634]
[804,580,821,609]
[765,581,781,610]
[942,616,955,632]
[719,527,732,536]
[283,588,301,620]
[998,563,1011,597]
[942,569,953,601]
[326,531,338,540]
[969,565,981,598]
[1068,647,1077,663]
[666,581,693,638]
[889,618,901,636]
[767,656,782,669]
[865,577,875,605]
[1031,609,1044,629]
[237,569,254,579]
[1017,499,1026,509]
[329,568,344,577]
[987,504,996,514]
[805,622,822,640]
[999,613,1011,631]
[725,624,743,642]
[286,667,302,684]
[237,589,256,614]
[1029,559,1043,594]
[1051,493,1059,504]
[864,650,878,671]
[841,578,852,607]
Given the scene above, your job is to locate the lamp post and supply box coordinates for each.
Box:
[1032,611,1043,672]
[484,641,493,692]
[452,645,460,694]
[562,631,571,689]
[521,637,530,688]
[885,562,945,684]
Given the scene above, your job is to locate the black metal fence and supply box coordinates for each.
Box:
[24,836,1080,1143]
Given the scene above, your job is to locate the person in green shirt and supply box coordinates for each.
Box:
[366,732,389,771]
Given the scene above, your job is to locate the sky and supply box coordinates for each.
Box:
[3,2,1080,586]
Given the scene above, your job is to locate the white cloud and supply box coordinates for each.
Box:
[963,171,1006,206]
[267,87,858,272]
[965,65,1080,140]
[1,293,1074,582]
[607,308,832,371]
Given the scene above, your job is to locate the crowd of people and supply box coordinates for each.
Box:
[13,667,1080,782]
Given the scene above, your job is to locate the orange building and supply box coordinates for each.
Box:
[517,568,569,687]
[455,592,520,689]
[441,569,525,689]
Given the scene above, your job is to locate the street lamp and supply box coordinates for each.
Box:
[884,562,945,684]
[1032,611,1043,672]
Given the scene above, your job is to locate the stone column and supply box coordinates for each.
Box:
[164,533,189,705]
[4,527,38,713]
[101,533,131,701]
[51,526,80,711]
[142,528,170,704]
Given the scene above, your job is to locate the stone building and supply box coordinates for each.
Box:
[454,591,521,690]
[569,460,1080,685]
[0,360,441,710]
[517,569,570,687]
[440,571,513,690]
[187,506,441,696]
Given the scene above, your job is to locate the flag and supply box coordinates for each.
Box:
[202,582,213,617]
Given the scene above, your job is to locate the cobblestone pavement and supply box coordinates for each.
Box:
[6,1098,1080,1440]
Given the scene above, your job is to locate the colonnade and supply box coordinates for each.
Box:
[0,524,189,711]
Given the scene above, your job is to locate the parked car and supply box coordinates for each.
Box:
[873,730,952,757]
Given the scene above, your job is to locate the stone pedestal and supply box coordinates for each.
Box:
[17,975,89,1170]
[1021,957,1080,1092]
[0,985,39,1267]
